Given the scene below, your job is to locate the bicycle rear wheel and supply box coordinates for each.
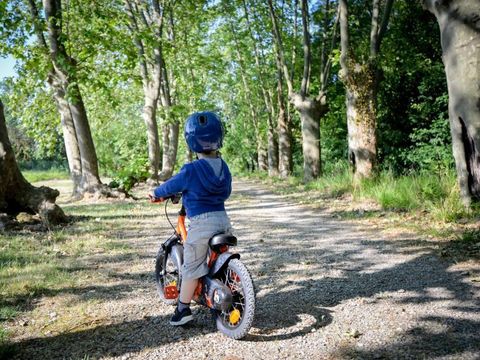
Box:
[215,259,255,339]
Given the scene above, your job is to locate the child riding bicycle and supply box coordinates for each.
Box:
[150,111,232,326]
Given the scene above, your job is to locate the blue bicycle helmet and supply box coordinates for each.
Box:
[184,111,224,153]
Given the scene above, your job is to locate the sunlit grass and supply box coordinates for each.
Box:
[356,170,467,221]
[22,169,70,183]
[306,163,353,197]
[243,165,474,223]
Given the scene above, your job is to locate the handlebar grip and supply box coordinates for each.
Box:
[148,193,181,203]
[148,194,164,203]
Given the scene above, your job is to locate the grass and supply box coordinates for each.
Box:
[356,170,467,220]
[0,326,14,359]
[0,200,151,354]
[242,164,478,237]
[22,169,70,183]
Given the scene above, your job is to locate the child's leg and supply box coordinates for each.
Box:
[178,240,209,312]
[179,278,198,305]
[175,212,231,314]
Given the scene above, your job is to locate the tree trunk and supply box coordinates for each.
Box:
[124,0,163,183]
[49,74,82,197]
[292,93,327,181]
[339,0,394,180]
[423,0,480,206]
[277,82,292,178]
[158,122,179,180]
[277,108,292,177]
[26,0,83,197]
[143,91,160,183]
[345,62,377,180]
[66,81,102,190]
[267,108,279,176]
[0,100,66,225]
[257,146,268,172]
[43,0,103,193]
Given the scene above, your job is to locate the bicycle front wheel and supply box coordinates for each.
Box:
[155,247,181,306]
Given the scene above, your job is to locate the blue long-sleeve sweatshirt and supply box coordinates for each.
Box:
[153,158,232,218]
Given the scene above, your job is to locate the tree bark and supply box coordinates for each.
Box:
[66,81,102,190]
[422,0,480,206]
[50,75,83,197]
[143,91,161,182]
[242,0,279,175]
[124,0,163,183]
[158,59,179,181]
[0,100,66,225]
[292,93,328,180]
[268,0,329,181]
[339,0,394,180]
[158,122,179,181]
[344,63,377,179]
[276,70,293,178]
[266,100,280,176]
[43,0,102,192]
[27,0,82,196]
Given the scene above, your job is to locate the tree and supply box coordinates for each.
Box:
[157,5,180,181]
[242,0,279,176]
[268,0,337,181]
[124,0,163,183]
[25,0,82,196]
[421,0,480,206]
[0,99,66,224]
[23,0,109,196]
[338,0,394,180]
[43,0,103,192]
[223,1,268,172]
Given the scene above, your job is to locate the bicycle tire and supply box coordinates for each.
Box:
[215,259,255,339]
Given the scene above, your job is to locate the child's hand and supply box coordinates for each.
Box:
[148,192,162,203]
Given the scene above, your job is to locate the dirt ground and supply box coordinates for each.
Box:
[5,179,480,359]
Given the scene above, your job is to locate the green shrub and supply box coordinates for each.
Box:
[108,155,149,191]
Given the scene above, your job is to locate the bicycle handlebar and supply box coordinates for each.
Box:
[148,193,182,204]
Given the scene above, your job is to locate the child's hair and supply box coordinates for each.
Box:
[200,150,217,156]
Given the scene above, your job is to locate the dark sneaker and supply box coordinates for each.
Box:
[170,307,193,326]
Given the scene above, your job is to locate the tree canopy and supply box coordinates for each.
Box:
[2,0,478,204]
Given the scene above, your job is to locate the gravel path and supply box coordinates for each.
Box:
[10,179,480,359]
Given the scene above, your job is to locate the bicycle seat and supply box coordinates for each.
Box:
[209,233,237,250]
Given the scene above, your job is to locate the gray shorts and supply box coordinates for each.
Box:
[182,211,232,280]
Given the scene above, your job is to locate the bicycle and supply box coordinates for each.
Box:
[152,194,255,339]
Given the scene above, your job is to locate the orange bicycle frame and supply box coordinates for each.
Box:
[176,210,187,243]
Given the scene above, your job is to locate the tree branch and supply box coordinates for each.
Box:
[267,0,294,96]
[26,0,48,50]
[376,0,395,53]
[124,0,149,83]
[320,3,339,93]
[338,0,350,80]
[370,0,380,58]
[300,0,311,98]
